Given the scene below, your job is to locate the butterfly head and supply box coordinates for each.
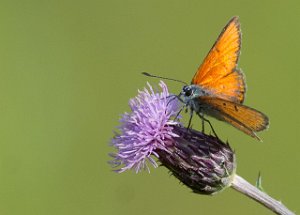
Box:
[180,85,205,103]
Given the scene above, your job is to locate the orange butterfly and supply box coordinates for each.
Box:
[179,16,269,141]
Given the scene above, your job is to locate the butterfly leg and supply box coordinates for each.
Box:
[197,113,219,138]
[166,95,178,107]
[200,112,205,133]
[174,106,184,122]
[187,109,194,130]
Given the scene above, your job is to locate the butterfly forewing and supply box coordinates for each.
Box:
[199,97,269,140]
[192,17,245,103]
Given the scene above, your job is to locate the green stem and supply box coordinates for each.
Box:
[231,175,295,215]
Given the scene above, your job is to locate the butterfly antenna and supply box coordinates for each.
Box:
[142,72,188,85]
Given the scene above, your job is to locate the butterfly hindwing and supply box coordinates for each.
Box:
[198,96,269,140]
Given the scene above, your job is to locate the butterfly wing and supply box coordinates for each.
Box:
[192,17,245,103]
[199,96,269,140]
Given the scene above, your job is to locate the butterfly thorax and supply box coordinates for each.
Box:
[180,85,212,111]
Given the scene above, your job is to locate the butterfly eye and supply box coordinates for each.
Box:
[184,88,192,97]
[185,90,192,96]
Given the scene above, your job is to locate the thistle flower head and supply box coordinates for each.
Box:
[110,81,181,173]
[157,127,236,194]
[110,81,236,194]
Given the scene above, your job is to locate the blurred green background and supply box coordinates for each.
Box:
[0,0,299,214]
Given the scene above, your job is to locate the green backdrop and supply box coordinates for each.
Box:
[0,0,299,214]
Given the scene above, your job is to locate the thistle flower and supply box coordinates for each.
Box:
[110,81,181,173]
[110,81,294,214]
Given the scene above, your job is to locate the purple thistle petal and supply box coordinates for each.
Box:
[110,81,181,173]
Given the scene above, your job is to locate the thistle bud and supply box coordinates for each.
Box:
[157,126,236,195]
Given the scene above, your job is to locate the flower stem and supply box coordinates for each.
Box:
[231,175,294,215]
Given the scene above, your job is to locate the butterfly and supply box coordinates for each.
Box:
[179,16,269,141]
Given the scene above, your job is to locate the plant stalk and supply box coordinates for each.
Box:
[231,175,295,215]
